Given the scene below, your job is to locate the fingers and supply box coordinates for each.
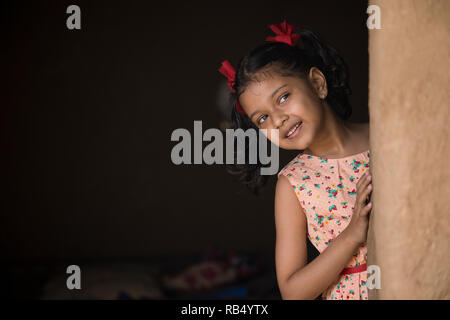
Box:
[359,201,372,217]
[354,172,372,214]
[361,171,371,189]
[357,172,371,197]
[356,171,371,189]
[361,181,372,203]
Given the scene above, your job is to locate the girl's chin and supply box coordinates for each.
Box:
[279,140,303,150]
[266,135,304,150]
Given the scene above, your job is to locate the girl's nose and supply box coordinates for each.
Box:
[272,112,288,129]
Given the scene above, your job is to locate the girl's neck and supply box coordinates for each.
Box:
[302,109,364,159]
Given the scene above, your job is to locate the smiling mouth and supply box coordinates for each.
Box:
[286,121,303,138]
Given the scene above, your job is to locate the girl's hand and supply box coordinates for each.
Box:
[344,171,373,247]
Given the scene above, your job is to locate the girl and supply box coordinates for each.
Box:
[219,21,372,300]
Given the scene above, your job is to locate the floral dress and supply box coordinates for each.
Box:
[277,149,370,300]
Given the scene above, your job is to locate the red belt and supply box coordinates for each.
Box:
[340,263,367,275]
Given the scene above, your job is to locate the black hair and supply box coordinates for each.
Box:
[226,29,352,195]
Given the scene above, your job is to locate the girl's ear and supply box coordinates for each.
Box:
[307,67,328,99]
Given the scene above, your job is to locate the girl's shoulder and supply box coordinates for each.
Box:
[277,152,315,179]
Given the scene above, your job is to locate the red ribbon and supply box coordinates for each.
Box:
[265,20,300,47]
[218,60,245,114]
[218,60,236,93]
[217,20,300,115]
[340,263,367,275]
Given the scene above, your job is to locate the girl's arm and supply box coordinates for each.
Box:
[274,175,370,300]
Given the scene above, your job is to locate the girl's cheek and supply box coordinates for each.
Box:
[287,95,305,113]
[260,129,281,146]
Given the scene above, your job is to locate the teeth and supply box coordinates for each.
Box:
[287,122,302,137]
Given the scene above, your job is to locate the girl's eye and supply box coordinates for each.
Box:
[258,115,268,125]
[279,93,290,104]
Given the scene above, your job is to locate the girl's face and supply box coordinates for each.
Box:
[238,67,325,151]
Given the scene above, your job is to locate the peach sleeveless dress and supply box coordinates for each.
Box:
[277,149,370,300]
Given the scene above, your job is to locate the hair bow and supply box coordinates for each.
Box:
[265,19,300,47]
[218,60,245,114]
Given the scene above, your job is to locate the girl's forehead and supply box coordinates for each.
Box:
[246,65,283,83]
[250,68,277,83]
[239,76,291,112]
[244,76,283,97]
[242,73,300,98]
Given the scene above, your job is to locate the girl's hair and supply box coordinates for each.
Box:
[226,29,353,195]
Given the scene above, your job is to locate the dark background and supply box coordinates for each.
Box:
[1,0,369,298]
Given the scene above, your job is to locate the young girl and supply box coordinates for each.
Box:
[219,21,372,300]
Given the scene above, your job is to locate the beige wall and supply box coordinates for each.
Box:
[367,0,450,299]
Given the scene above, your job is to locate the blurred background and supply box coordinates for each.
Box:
[1,0,369,299]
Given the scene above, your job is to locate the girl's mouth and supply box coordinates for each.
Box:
[286,121,303,139]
